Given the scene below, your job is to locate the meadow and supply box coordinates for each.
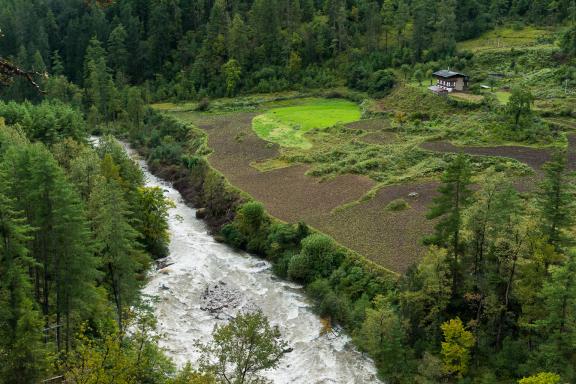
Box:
[251,98,361,149]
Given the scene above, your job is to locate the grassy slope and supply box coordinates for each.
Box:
[457,25,555,52]
[252,98,361,149]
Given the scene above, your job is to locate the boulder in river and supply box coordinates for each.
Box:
[196,208,207,219]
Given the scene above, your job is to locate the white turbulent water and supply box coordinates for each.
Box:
[125,146,380,383]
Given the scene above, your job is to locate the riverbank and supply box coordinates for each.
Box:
[122,141,381,383]
[125,109,398,380]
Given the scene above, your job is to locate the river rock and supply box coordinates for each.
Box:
[196,208,207,219]
[200,281,258,317]
[156,257,174,270]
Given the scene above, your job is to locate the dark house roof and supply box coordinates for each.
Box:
[433,70,468,79]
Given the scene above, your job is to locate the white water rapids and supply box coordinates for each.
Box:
[125,145,380,383]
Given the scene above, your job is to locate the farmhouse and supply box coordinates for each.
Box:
[429,70,469,94]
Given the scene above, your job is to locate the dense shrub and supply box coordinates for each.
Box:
[287,234,344,284]
[370,70,396,98]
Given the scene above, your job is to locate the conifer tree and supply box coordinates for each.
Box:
[0,169,48,383]
[537,151,574,250]
[2,144,100,350]
[89,167,146,331]
[107,24,129,78]
[427,155,473,293]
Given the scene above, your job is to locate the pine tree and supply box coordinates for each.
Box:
[537,151,574,250]
[530,253,576,379]
[228,14,249,65]
[107,24,129,78]
[84,37,119,122]
[433,0,457,57]
[381,0,394,52]
[89,169,147,331]
[51,50,65,76]
[427,155,473,292]
[0,169,48,383]
[2,143,100,350]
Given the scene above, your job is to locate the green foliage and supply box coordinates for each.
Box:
[518,372,561,384]
[0,100,86,145]
[561,26,576,58]
[507,86,535,129]
[0,113,178,381]
[61,309,175,384]
[135,186,175,259]
[197,311,287,384]
[440,318,476,378]
[223,59,242,96]
[370,70,396,98]
[385,198,410,212]
[0,169,49,383]
[426,155,472,288]
[89,172,147,331]
[355,295,413,382]
[288,234,343,284]
[537,151,574,250]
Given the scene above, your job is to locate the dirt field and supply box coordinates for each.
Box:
[177,111,375,223]
[421,140,552,170]
[167,109,571,273]
[307,182,438,272]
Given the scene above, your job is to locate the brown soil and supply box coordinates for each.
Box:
[360,131,398,145]
[345,118,398,145]
[184,112,376,223]
[345,119,392,132]
[421,141,552,170]
[307,182,439,273]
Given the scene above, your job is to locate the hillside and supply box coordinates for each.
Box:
[1,0,576,383]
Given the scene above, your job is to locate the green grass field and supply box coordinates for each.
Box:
[495,90,511,104]
[252,98,361,149]
[457,25,555,52]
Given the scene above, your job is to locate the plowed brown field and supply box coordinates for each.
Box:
[169,110,569,273]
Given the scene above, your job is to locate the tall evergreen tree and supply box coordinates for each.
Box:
[89,160,147,331]
[107,24,129,79]
[427,155,473,293]
[0,169,48,383]
[537,151,574,250]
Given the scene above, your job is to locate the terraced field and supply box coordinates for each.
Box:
[160,94,573,273]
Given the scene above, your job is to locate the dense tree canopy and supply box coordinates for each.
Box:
[1,0,574,101]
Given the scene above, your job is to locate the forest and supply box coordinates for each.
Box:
[1,0,576,383]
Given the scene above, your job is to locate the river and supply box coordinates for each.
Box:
[125,144,380,383]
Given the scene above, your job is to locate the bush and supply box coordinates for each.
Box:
[196,98,210,111]
[370,70,396,98]
[266,222,309,260]
[385,198,410,212]
[221,224,246,249]
[237,201,267,235]
[272,252,294,278]
[287,253,310,282]
[287,234,343,284]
